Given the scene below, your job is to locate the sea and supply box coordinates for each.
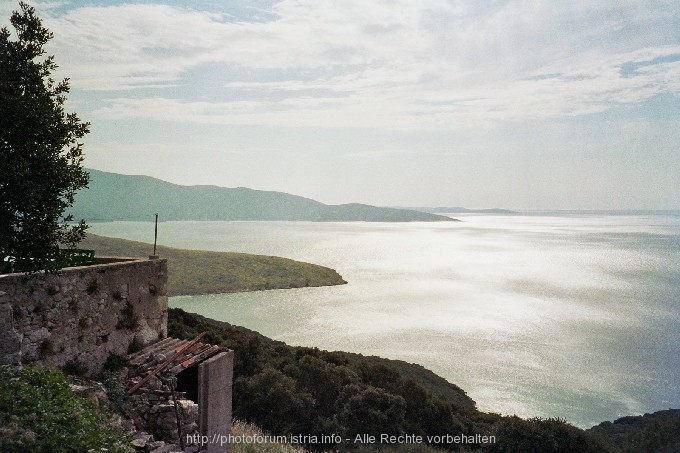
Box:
[89,213,680,428]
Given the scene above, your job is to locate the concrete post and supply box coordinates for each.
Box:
[198,350,234,453]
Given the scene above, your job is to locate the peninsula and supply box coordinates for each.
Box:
[80,234,346,296]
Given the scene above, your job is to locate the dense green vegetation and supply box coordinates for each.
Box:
[72,169,453,222]
[80,234,346,296]
[485,417,608,453]
[5,315,675,453]
[0,366,130,453]
[168,308,611,453]
[587,409,680,453]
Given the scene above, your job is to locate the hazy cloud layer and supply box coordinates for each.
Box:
[22,1,678,129]
[2,0,679,208]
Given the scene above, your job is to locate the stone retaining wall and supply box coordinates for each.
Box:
[0,257,168,375]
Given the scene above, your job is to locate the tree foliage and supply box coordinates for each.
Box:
[485,416,611,453]
[169,308,499,452]
[168,308,621,452]
[0,2,89,273]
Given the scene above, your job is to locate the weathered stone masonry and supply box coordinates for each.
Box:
[0,257,168,375]
[1,257,233,452]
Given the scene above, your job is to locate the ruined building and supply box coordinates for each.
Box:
[0,256,233,452]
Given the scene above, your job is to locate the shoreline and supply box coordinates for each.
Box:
[82,232,680,451]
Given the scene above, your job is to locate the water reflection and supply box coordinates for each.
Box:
[91,215,680,427]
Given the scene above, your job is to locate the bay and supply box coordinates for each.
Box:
[89,214,680,427]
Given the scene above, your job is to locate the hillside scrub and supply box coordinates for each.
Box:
[587,409,680,452]
[168,308,612,452]
[0,365,130,453]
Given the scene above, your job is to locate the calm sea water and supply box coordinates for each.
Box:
[89,214,680,427]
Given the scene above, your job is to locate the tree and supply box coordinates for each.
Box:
[485,416,610,453]
[1,2,89,273]
[234,367,316,434]
[336,384,407,438]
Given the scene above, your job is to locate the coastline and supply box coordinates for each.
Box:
[80,231,680,452]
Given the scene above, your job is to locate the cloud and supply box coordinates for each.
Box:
[25,0,680,128]
[91,44,680,130]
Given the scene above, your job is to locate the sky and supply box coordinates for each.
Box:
[2,1,680,209]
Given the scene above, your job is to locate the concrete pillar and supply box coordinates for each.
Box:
[198,350,234,453]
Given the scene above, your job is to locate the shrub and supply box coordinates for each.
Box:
[86,278,99,295]
[484,416,610,453]
[117,301,138,330]
[99,371,126,403]
[39,340,54,358]
[11,306,22,320]
[127,337,144,354]
[62,360,88,377]
[102,354,129,372]
[0,365,130,453]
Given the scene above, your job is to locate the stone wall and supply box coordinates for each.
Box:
[0,257,168,375]
[127,375,200,448]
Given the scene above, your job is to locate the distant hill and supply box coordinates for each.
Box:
[403,206,518,214]
[72,169,453,222]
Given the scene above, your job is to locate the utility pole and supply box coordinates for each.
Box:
[153,213,158,257]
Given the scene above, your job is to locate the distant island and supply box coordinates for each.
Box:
[402,206,518,214]
[72,169,454,222]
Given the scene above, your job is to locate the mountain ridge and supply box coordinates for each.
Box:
[72,169,455,222]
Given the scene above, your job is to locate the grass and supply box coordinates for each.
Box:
[79,234,347,296]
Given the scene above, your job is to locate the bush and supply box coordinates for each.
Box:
[117,301,139,330]
[99,371,126,403]
[0,365,131,453]
[102,353,129,372]
[235,367,315,434]
[484,416,610,453]
[62,359,88,377]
